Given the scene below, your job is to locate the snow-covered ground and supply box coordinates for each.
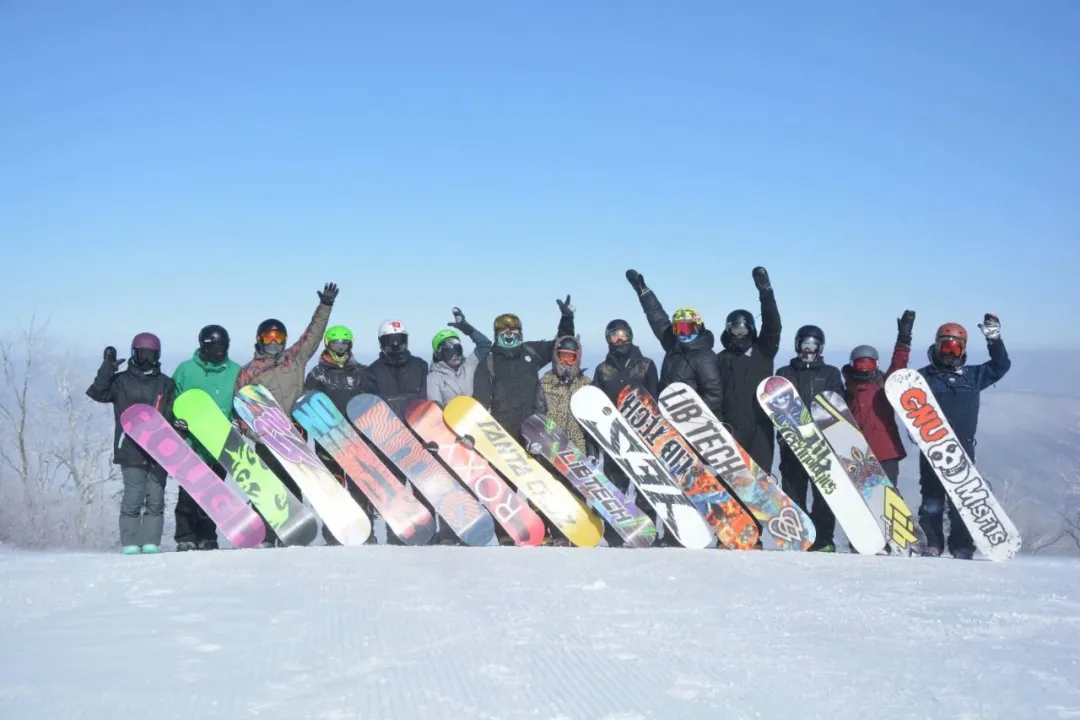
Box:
[1,546,1079,719]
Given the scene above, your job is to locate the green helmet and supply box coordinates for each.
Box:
[324,325,354,344]
[432,328,461,353]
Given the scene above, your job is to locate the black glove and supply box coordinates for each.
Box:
[556,294,574,317]
[103,345,124,371]
[318,282,339,306]
[897,310,915,347]
[448,307,475,335]
[752,266,772,294]
[625,269,647,296]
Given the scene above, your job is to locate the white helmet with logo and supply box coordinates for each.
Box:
[378,319,408,338]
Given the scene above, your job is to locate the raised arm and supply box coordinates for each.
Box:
[753,267,781,360]
[974,314,1010,390]
[626,270,676,352]
[86,347,121,403]
[290,283,337,366]
[526,295,575,366]
[886,310,915,378]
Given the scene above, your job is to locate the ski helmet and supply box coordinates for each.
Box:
[848,344,879,381]
[432,328,464,368]
[554,336,582,380]
[198,324,229,364]
[794,325,825,362]
[378,320,409,364]
[605,319,633,359]
[723,309,756,352]
[255,318,287,356]
[932,322,968,369]
[130,332,161,372]
[431,328,461,354]
[494,313,523,348]
[672,307,702,343]
[323,325,354,365]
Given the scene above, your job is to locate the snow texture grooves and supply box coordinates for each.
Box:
[1,546,1079,719]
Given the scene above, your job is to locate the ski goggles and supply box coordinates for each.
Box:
[606,328,631,345]
[437,340,464,360]
[259,329,287,344]
[937,338,965,357]
[726,321,751,337]
[556,348,580,365]
[673,320,699,337]
[852,357,878,374]
[327,340,352,356]
[798,338,821,354]
[494,314,521,334]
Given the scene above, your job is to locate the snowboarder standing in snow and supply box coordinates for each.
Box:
[427,307,493,407]
[591,319,658,498]
[624,269,724,420]
[302,324,376,545]
[538,336,594,456]
[472,297,575,444]
[776,325,844,552]
[841,311,916,485]
[716,267,782,471]
[86,333,176,555]
[171,324,240,551]
[916,314,1010,559]
[235,282,337,545]
[365,319,429,418]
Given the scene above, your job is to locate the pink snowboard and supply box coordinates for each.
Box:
[121,404,266,548]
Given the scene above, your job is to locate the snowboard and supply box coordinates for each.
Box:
[657,382,814,551]
[120,404,266,548]
[884,368,1021,561]
[441,395,603,547]
[406,400,546,547]
[810,390,926,556]
[173,388,318,546]
[757,376,886,555]
[616,386,760,550]
[570,385,716,549]
[233,384,372,546]
[293,391,436,546]
[346,394,495,547]
[521,413,657,548]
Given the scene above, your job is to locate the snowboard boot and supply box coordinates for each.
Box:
[141,544,159,554]
[196,539,218,550]
[176,541,197,552]
[122,545,141,555]
[812,543,836,552]
[921,546,942,557]
[951,547,975,560]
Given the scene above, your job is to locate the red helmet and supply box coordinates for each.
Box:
[935,323,967,343]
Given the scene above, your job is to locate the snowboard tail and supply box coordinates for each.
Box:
[884,369,1020,561]
[347,394,495,547]
[406,400,546,546]
[173,388,318,546]
[656,382,814,550]
[293,391,436,546]
[121,404,266,548]
[521,414,657,548]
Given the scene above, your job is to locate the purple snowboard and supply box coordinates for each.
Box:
[121,404,266,549]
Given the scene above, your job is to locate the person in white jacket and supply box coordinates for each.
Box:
[426,307,493,407]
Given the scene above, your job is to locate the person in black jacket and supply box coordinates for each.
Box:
[625,269,724,420]
[717,266,782,472]
[472,296,574,444]
[775,324,844,551]
[302,324,378,545]
[365,319,429,418]
[85,333,177,555]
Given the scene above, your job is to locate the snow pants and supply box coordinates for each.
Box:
[174,461,225,547]
[781,466,836,549]
[918,460,975,554]
[119,465,167,547]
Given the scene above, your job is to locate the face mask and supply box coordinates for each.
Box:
[262,341,285,356]
[131,348,160,372]
[797,338,821,362]
[497,330,522,348]
[200,342,228,365]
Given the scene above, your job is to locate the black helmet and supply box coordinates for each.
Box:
[795,324,825,362]
[257,318,287,339]
[198,324,230,364]
[722,309,757,352]
[605,319,633,343]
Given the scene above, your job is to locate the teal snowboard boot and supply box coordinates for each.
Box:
[122,545,141,555]
[141,544,160,554]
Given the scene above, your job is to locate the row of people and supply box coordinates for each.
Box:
[87,270,1009,557]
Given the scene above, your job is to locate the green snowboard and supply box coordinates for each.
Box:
[173,388,319,546]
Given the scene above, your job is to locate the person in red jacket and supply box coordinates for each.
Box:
[841,310,916,484]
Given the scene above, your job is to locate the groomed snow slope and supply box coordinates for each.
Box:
[2,546,1079,719]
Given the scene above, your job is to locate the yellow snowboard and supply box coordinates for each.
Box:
[442,396,602,547]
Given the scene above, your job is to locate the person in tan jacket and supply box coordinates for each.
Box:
[234,282,337,546]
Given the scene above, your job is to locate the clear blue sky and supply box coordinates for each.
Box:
[2,1,1077,368]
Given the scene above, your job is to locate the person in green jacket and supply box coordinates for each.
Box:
[171,324,241,551]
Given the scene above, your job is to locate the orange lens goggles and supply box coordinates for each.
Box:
[938,338,964,357]
[556,349,580,364]
[673,320,698,337]
[259,329,287,344]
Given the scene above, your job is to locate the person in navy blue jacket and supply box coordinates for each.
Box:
[917,313,1010,559]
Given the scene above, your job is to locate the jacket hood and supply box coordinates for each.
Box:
[674,328,716,353]
[191,349,235,374]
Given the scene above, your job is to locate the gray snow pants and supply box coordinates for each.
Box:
[119,465,167,547]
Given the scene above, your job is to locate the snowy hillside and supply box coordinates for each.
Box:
[2,546,1079,719]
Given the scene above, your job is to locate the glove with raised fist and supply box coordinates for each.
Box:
[752,266,772,294]
[625,269,647,296]
[448,307,475,335]
[317,282,339,306]
[897,310,916,347]
[556,294,575,317]
[978,313,1001,341]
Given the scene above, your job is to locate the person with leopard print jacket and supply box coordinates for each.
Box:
[538,336,599,461]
